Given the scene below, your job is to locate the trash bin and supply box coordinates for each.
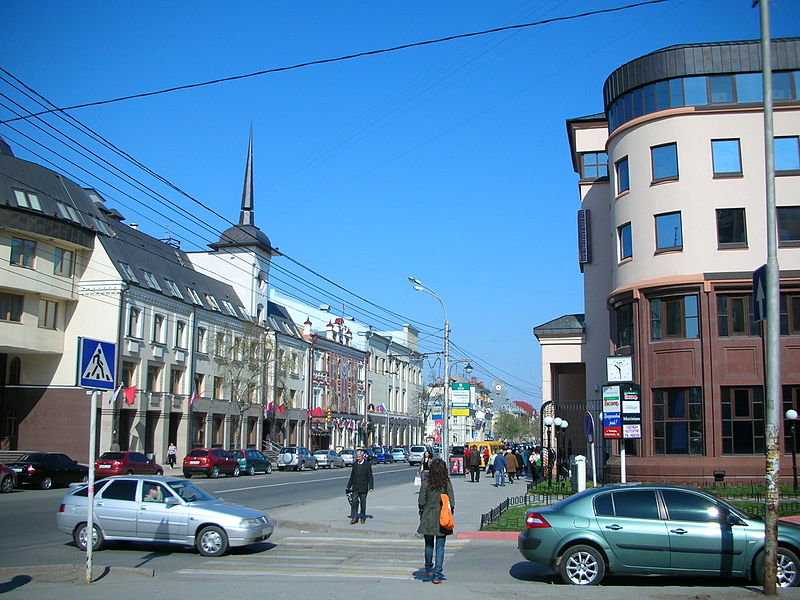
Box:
[570,455,586,492]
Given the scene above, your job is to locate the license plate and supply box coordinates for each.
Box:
[11,467,21,472]
[189,460,200,465]
[98,464,111,469]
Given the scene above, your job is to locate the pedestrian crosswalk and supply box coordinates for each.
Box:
[177,535,471,580]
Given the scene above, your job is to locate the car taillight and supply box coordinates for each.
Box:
[26,465,36,473]
[59,504,65,513]
[525,512,551,529]
[113,460,122,466]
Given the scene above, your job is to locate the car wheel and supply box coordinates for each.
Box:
[756,547,800,588]
[312,461,318,470]
[196,525,229,557]
[184,472,192,478]
[39,476,53,490]
[265,464,272,474]
[247,465,256,476]
[74,522,105,551]
[296,461,304,472]
[80,473,89,484]
[126,470,134,475]
[559,545,605,585]
[210,465,220,478]
[1,475,13,493]
[155,469,163,476]
[232,466,240,477]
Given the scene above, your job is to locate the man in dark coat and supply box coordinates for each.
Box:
[346,449,374,524]
[466,446,482,482]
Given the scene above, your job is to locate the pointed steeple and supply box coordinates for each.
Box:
[240,126,254,227]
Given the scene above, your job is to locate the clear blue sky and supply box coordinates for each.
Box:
[2,1,798,407]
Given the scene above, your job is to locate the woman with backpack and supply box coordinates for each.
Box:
[417,458,455,584]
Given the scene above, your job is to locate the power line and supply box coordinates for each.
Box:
[0,0,671,124]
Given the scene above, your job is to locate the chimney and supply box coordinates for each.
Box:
[303,317,312,337]
[130,223,139,230]
[326,321,335,340]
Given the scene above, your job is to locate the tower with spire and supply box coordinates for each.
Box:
[187,129,278,323]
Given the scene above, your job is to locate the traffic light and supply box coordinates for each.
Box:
[327,407,332,422]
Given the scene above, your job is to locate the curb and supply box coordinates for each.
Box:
[272,518,418,538]
[0,564,155,581]
[456,531,518,540]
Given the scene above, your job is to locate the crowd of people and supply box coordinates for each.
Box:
[461,445,544,487]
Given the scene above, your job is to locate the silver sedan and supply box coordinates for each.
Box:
[56,476,272,556]
[313,450,345,468]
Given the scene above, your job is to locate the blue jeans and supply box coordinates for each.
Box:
[424,534,446,578]
[495,468,506,486]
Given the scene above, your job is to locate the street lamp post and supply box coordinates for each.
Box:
[786,409,798,493]
[556,419,569,482]
[543,415,554,487]
[409,276,450,463]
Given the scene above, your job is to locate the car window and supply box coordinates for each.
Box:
[611,490,660,519]
[131,453,148,462]
[74,479,110,497]
[141,482,170,503]
[99,452,124,460]
[43,454,60,468]
[169,480,214,503]
[594,492,614,516]
[101,479,138,501]
[188,450,207,458]
[661,489,722,522]
[56,454,72,466]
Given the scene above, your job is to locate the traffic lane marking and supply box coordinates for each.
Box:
[215,466,412,493]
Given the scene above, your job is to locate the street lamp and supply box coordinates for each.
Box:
[786,409,798,493]
[409,276,450,463]
[543,415,554,486]
[556,418,569,482]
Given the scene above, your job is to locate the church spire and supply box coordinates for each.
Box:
[239,126,254,226]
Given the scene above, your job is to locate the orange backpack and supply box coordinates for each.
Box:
[439,493,454,530]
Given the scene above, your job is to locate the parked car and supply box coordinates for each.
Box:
[371,446,393,463]
[0,464,17,493]
[6,452,88,490]
[277,447,317,471]
[518,483,800,587]
[313,450,344,469]
[230,449,272,476]
[95,451,163,478]
[182,449,240,478]
[391,448,408,462]
[359,448,377,463]
[408,445,428,466]
[340,449,355,466]
[56,475,272,557]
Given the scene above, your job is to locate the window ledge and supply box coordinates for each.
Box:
[655,247,683,255]
[776,170,800,177]
[651,177,679,186]
[712,173,743,179]
[779,241,800,248]
[615,190,630,200]
[618,257,633,265]
[717,243,748,250]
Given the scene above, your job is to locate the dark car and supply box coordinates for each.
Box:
[1,464,17,493]
[7,452,88,490]
[371,447,393,463]
[95,451,164,478]
[183,449,240,478]
[518,483,800,587]
[230,449,272,476]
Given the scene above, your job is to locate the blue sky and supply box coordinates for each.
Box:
[2,1,798,406]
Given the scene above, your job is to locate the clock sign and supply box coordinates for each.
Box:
[606,355,633,382]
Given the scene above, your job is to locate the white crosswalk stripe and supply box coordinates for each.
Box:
[177,536,471,580]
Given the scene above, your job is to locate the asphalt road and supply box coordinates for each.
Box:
[0,461,415,572]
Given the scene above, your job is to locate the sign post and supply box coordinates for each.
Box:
[78,338,116,584]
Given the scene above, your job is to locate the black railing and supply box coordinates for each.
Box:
[480,493,566,530]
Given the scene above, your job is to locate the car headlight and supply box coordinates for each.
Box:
[240,517,264,528]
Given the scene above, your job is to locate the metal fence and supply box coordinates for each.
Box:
[479,493,566,530]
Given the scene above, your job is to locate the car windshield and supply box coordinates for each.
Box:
[280,448,297,453]
[17,453,45,462]
[98,452,124,460]
[169,480,215,503]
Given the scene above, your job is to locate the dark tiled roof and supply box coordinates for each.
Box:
[267,301,301,337]
[533,314,585,338]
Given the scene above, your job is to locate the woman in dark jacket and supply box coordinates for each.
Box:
[417,458,454,584]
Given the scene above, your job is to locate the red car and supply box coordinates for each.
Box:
[183,449,240,478]
[1,464,17,493]
[94,451,163,477]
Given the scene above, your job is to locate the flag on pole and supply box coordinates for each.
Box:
[124,386,137,406]
[108,385,122,405]
[189,383,199,408]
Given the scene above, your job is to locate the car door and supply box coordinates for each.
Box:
[95,479,139,538]
[594,489,671,570]
[660,489,750,575]
[137,481,189,541]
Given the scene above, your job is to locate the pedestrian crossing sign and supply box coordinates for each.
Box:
[78,337,116,390]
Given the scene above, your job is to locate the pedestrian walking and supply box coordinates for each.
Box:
[166,442,177,468]
[418,450,432,482]
[505,450,518,483]
[417,458,454,584]
[493,450,506,487]
[346,449,374,524]
[466,445,481,482]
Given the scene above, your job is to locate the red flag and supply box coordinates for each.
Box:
[189,383,199,408]
[124,386,136,405]
[277,403,286,416]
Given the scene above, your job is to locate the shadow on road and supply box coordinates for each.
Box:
[0,575,32,593]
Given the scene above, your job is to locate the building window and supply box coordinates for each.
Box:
[197,327,207,353]
[205,294,221,311]
[716,208,747,248]
[736,72,762,102]
[0,292,23,322]
[780,294,800,336]
[618,223,632,261]
[53,247,75,276]
[146,364,161,392]
[38,299,57,329]
[142,270,161,291]
[651,143,679,182]
[722,387,764,454]
[775,137,800,173]
[212,415,224,446]
[711,139,742,177]
[165,279,183,299]
[717,294,758,336]
[152,314,165,344]
[121,362,135,388]
[118,262,138,283]
[655,212,683,252]
[708,75,735,103]
[213,376,224,399]
[653,387,703,455]
[616,157,629,194]
[13,189,42,211]
[581,152,608,179]
[194,373,205,397]
[169,368,182,395]
[175,320,186,348]
[683,76,708,105]
[615,303,634,348]
[187,288,202,305]
[128,306,142,338]
[778,206,800,246]
[10,238,36,268]
[55,202,80,222]
[215,332,225,356]
[651,295,699,340]
[774,71,794,100]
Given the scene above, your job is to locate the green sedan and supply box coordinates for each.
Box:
[518,483,800,587]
